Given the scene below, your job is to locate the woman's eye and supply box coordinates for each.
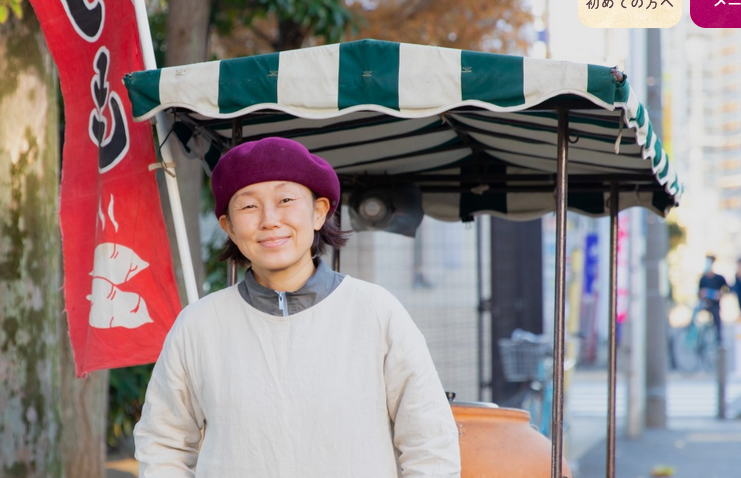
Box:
[240,204,256,210]
[280,198,294,204]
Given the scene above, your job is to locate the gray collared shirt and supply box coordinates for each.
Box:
[238,259,345,317]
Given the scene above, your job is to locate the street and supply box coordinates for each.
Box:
[569,372,741,419]
[568,367,741,478]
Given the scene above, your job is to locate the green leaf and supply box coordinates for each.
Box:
[0,5,8,24]
[9,0,21,19]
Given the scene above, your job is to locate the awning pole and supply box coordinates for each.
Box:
[227,119,243,286]
[551,108,568,478]
[332,209,342,272]
[607,182,619,478]
[134,0,199,305]
[476,216,486,401]
[227,260,239,287]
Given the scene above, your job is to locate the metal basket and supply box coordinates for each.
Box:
[498,338,550,382]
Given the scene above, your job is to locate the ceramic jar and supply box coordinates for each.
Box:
[451,402,571,478]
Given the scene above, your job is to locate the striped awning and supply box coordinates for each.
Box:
[124,39,681,221]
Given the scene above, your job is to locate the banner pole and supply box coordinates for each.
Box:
[133,0,199,305]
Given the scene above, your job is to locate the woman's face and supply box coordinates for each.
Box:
[219,181,330,279]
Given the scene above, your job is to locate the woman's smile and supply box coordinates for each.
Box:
[259,236,290,248]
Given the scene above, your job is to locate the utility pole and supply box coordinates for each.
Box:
[645,28,669,429]
[625,28,648,439]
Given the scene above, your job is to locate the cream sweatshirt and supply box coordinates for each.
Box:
[134,276,461,478]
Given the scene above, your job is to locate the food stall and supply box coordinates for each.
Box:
[124,37,681,478]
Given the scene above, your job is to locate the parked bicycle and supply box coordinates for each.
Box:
[498,330,554,437]
[671,300,719,374]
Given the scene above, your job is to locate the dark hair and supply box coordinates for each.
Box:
[218,199,351,268]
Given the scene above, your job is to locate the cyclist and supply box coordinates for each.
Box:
[731,258,741,312]
[697,255,728,344]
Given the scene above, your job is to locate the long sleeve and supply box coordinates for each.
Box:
[383,299,461,478]
[133,280,459,478]
[134,316,205,478]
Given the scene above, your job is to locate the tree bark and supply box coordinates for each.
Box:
[58,326,109,478]
[166,0,210,66]
[277,19,305,51]
[0,6,109,477]
[159,0,212,304]
[0,8,63,477]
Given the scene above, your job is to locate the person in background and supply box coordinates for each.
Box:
[698,255,728,345]
[731,258,741,313]
[133,137,461,478]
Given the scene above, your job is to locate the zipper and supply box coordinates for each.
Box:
[277,291,289,317]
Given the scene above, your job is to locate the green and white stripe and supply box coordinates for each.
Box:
[127,40,617,119]
[124,39,681,220]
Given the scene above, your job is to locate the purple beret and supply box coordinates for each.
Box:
[211,137,340,218]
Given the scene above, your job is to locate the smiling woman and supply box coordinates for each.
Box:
[219,180,330,292]
[133,137,462,478]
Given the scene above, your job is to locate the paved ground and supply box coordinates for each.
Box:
[106,440,137,478]
[568,366,741,478]
[574,417,741,478]
[105,463,137,478]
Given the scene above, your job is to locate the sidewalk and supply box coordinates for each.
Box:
[568,366,741,478]
[106,438,136,478]
[575,417,741,478]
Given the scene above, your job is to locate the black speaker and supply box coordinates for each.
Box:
[348,183,424,237]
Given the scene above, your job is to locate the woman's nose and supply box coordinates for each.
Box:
[259,205,280,229]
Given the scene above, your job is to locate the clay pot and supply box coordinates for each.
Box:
[451,402,571,478]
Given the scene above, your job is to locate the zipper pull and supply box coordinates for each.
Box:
[277,291,288,317]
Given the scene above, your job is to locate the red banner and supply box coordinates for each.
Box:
[30,0,182,376]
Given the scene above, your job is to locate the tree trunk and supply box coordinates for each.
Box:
[277,19,305,51]
[159,0,211,304]
[0,8,63,477]
[0,6,108,477]
[58,326,109,478]
[166,0,210,66]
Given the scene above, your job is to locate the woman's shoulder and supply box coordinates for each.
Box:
[336,278,420,340]
[337,277,406,312]
[340,276,393,297]
[173,285,242,327]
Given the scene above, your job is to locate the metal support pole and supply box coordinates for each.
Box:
[718,345,727,419]
[331,209,342,272]
[551,108,568,478]
[232,118,243,145]
[227,260,239,287]
[476,217,486,401]
[607,182,619,478]
[225,118,244,287]
[134,0,199,305]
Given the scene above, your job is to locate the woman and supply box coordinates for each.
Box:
[134,137,461,477]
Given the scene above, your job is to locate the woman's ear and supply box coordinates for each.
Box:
[314,197,331,230]
[219,215,233,237]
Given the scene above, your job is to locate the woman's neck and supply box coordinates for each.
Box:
[251,256,316,292]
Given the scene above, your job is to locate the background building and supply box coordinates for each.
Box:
[666,16,741,316]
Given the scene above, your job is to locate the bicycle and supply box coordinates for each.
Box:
[498,330,553,437]
[671,300,719,374]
